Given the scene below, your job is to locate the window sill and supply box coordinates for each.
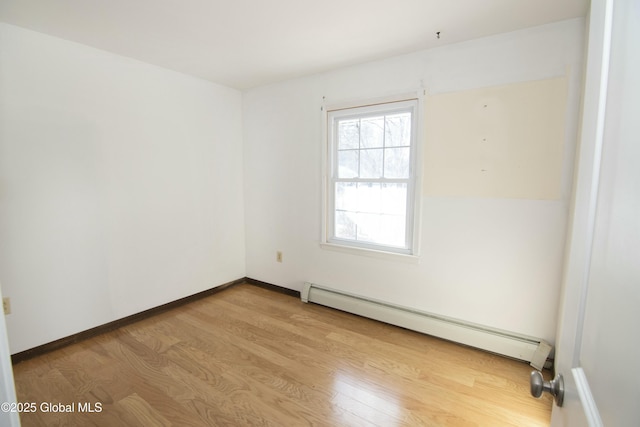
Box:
[320,242,420,263]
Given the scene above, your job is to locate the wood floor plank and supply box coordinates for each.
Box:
[12,282,552,426]
[114,393,172,427]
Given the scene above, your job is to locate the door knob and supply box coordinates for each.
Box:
[530,371,564,407]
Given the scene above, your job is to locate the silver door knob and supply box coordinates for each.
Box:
[530,370,564,407]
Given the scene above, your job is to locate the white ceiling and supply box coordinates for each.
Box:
[0,0,588,90]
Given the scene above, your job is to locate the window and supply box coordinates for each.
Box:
[324,97,420,255]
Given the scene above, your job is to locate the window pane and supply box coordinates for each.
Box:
[361,116,384,148]
[335,182,357,211]
[335,210,357,240]
[385,113,411,147]
[360,149,383,178]
[338,150,359,178]
[384,147,410,178]
[381,183,407,215]
[379,214,406,246]
[354,213,406,247]
[356,182,381,214]
[355,212,381,244]
[338,119,359,149]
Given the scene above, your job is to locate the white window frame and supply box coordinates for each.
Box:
[321,92,423,259]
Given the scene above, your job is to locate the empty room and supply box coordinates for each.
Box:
[1,0,638,425]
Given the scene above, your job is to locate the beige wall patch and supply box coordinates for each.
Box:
[423,77,568,199]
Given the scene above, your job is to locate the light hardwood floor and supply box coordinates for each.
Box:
[12,283,552,426]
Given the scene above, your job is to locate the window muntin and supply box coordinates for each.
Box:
[327,99,418,254]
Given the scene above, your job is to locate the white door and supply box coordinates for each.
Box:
[549,0,640,425]
[0,285,20,427]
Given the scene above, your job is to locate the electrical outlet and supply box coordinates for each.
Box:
[3,297,10,315]
[276,251,283,263]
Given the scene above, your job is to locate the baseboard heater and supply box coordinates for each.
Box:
[301,282,552,370]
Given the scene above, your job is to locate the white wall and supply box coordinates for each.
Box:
[0,24,246,353]
[243,19,585,343]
